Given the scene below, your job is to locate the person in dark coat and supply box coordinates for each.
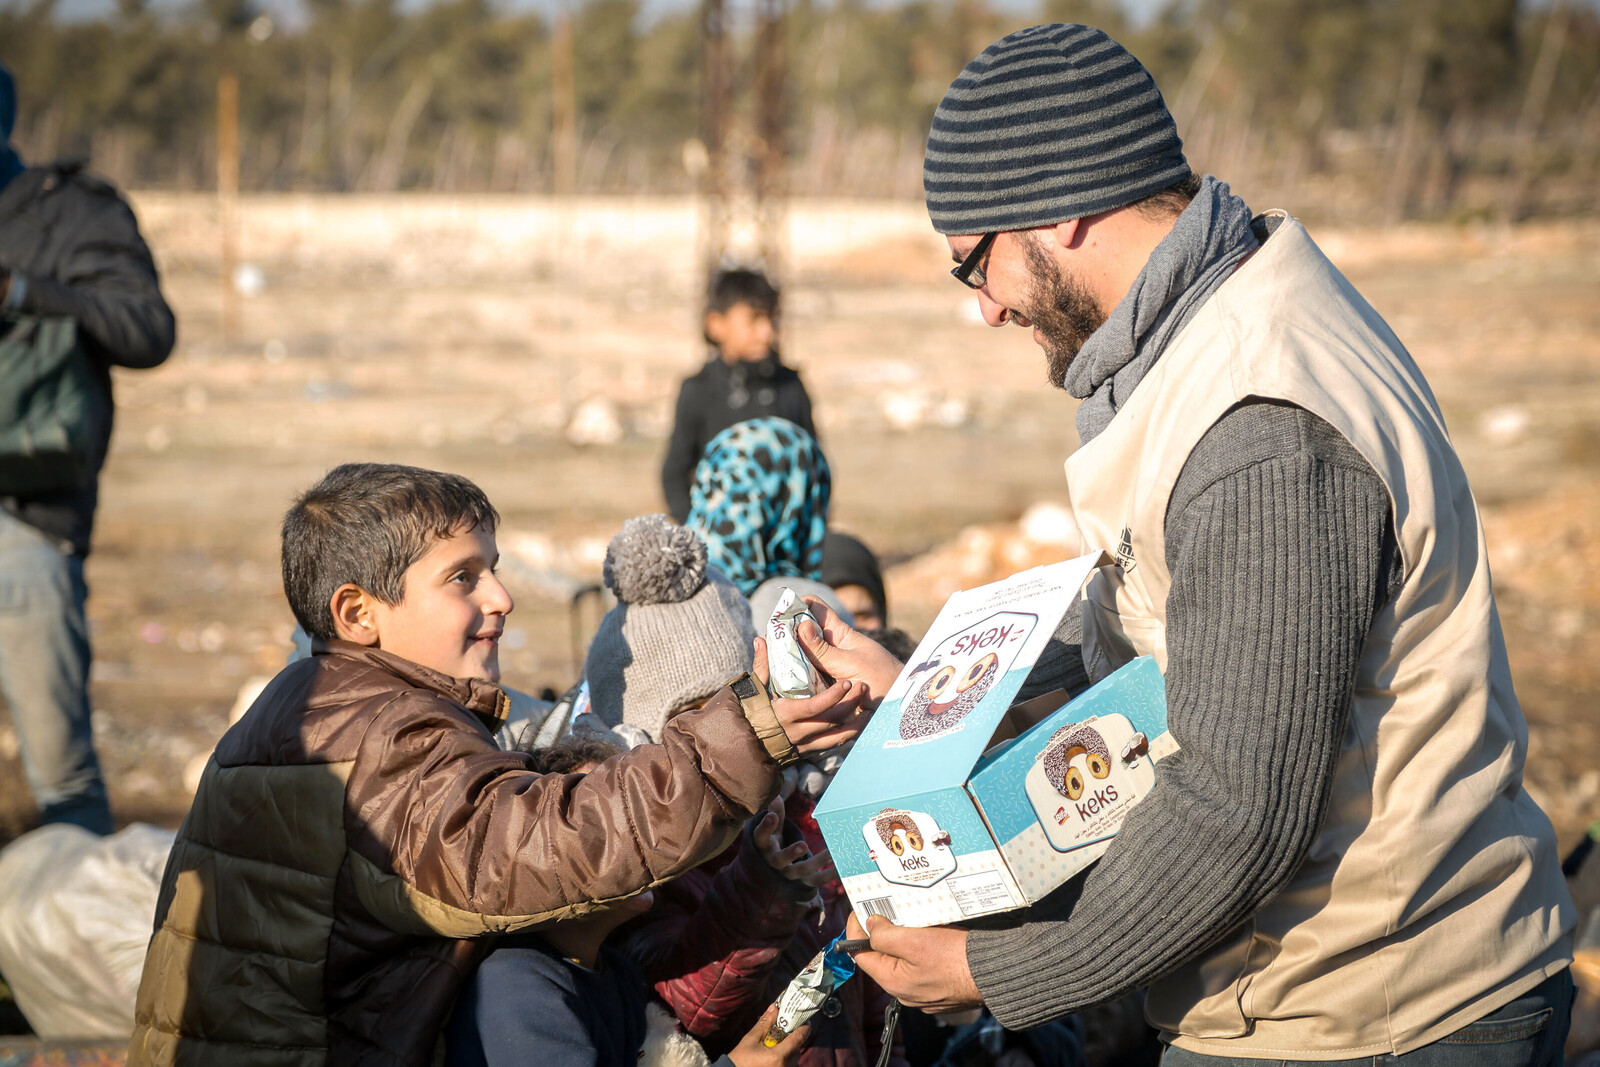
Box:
[820,532,887,632]
[661,269,815,523]
[0,64,176,833]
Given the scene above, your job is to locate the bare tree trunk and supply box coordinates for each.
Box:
[430,122,458,191]
[551,11,578,195]
[798,15,843,196]
[489,132,523,191]
[217,70,240,338]
[1173,35,1221,137]
[700,0,732,275]
[754,0,787,279]
[330,53,356,190]
[1505,4,1568,221]
[1385,41,1428,224]
[1578,71,1600,213]
[293,62,325,183]
[369,72,433,191]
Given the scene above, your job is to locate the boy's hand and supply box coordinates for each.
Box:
[729,1004,810,1067]
[754,637,868,754]
[796,597,903,710]
[752,794,836,888]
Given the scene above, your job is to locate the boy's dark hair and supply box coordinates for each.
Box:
[529,736,624,775]
[703,268,779,343]
[282,463,500,642]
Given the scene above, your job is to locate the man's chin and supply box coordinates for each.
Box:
[1044,345,1079,391]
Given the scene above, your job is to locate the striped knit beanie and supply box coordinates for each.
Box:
[924,24,1190,235]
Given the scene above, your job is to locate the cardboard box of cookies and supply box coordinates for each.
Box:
[814,554,1173,928]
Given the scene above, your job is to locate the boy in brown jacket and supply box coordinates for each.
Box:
[129,463,867,1067]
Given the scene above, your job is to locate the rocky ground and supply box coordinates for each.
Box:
[0,194,1595,851]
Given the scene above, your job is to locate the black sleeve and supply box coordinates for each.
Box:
[965,402,1397,1028]
[662,378,703,523]
[789,373,816,439]
[15,183,176,369]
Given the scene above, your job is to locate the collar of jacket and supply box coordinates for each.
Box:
[311,637,510,730]
[0,159,84,217]
[712,350,780,378]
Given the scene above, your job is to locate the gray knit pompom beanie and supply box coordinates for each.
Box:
[603,517,707,606]
[585,515,756,741]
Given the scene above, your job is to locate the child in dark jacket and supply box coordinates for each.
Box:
[661,268,815,523]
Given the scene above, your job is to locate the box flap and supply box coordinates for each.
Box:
[816,553,1105,817]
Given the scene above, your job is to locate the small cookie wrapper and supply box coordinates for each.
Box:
[767,587,821,700]
[763,934,858,1046]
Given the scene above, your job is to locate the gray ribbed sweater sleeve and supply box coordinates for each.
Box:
[966,401,1401,1029]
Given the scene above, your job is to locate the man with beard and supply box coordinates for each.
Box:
[797,23,1576,1066]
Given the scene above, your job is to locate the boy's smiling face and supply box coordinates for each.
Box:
[332,524,513,681]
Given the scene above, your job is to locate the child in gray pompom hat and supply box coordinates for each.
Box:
[584,514,758,743]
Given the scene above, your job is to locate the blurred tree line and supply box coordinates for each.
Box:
[2,0,1597,219]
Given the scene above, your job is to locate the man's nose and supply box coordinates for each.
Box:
[977,289,1010,327]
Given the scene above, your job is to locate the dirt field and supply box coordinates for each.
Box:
[1,193,1596,851]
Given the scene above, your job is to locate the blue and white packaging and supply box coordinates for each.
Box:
[814,554,1172,928]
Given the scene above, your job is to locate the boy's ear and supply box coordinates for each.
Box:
[329,584,380,646]
[703,309,726,344]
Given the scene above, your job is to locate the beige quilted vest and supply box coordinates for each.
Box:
[1061,212,1574,1059]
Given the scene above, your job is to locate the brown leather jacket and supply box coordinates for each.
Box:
[129,641,795,1067]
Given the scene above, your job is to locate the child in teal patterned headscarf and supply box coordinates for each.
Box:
[686,417,831,596]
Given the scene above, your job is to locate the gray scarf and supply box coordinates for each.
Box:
[1063,175,1258,444]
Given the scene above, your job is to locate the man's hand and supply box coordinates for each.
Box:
[751,793,835,888]
[754,636,867,754]
[797,597,903,709]
[729,1004,810,1067]
[845,912,983,1013]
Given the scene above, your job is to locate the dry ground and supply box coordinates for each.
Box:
[0,194,1596,850]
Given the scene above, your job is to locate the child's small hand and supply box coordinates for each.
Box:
[729,1004,810,1067]
[752,795,836,888]
[754,637,869,754]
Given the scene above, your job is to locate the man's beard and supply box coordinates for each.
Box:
[1020,234,1106,389]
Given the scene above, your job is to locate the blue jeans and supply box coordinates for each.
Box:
[0,509,112,833]
[1161,969,1573,1067]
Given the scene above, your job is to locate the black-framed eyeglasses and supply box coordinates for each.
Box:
[950,231,997,290]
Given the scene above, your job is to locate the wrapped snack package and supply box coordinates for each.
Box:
[764,934,858,1047]
[767,587,821,699]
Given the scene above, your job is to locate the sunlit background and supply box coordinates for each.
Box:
[0,0,1596,859]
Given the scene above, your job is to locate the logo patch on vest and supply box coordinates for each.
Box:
[1115,526,1137,572]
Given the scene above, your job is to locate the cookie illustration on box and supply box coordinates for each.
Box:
[1024,713,1157,853]
[862,808,957,887]
[895,611,1036,744]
